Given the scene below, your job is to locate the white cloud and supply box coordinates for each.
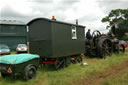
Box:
[0,0,128,33]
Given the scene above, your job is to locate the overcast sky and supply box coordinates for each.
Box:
[0,0,128,33]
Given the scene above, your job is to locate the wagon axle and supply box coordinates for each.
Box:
[41,55,83,70]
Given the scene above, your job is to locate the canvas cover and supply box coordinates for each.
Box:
[0,54,40,64]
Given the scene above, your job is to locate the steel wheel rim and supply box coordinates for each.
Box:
[55,58,65,69]
[28,69,35,79]
[100,39,112,58]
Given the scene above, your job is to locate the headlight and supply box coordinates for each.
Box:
[24,48,27,51]
[18,48,21,50]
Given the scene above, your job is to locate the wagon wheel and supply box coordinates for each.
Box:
[24,65,37,80]
[92,30,101,39]
[76,56,83,63]
[97,38,112,58]
[118,44,125,53]
[54,58,65,70]
[71,57,77,64]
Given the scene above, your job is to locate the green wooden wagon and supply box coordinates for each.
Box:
[27,17,85,69]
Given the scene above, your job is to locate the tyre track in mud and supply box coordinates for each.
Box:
[70,60,128,85]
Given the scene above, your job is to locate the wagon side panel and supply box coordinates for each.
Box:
[29,20,52,57]
[51,22,85,57]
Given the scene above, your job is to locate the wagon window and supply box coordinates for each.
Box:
[71,26,77,39]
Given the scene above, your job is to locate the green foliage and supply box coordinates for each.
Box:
[101,9,128,37]
[101,16,110,22]
[118,35,128,41]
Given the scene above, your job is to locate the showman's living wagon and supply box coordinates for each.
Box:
[27,17,85,69]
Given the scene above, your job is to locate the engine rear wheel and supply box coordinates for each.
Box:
[97,38,112,59]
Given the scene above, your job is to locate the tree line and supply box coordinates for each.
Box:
[102,9,128,40]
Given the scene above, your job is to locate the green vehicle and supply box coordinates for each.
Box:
[0,54,40,80]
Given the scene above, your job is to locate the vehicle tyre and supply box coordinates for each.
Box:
[1,73,9,78]
[24,65,37,80]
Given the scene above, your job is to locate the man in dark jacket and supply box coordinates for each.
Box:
[86,29,92,40]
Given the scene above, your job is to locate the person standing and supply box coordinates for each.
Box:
[86,29,92,40]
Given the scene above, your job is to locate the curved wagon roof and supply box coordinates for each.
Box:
[27,17,85,28]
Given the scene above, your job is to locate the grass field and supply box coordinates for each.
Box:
[0,49,128,85]
[99,48,128,85]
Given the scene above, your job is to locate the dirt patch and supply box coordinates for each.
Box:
[70,60,128,85]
